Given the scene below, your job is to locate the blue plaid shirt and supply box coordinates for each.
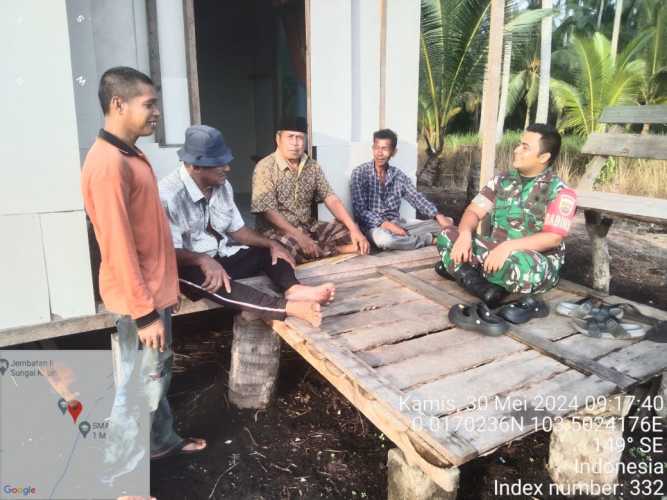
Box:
[350,161,438,232]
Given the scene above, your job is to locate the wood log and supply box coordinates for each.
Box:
[228,314,281,409]
[584,210,613,294]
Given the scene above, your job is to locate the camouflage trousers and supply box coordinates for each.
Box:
[436,226,561,294]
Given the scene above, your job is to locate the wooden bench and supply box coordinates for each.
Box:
[576,105,667,292]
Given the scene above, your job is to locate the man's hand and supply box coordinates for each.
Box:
[350,228,370,255]
[138,319,166,352]
[198,254,231,293]
[435,213,454,229]
[295,232,321,258]
[451,231,473,265]
[380,220,408,236]
[483,241,514,274]
[269,241,296,268]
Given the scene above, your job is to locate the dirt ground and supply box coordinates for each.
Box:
[44,217,666,500]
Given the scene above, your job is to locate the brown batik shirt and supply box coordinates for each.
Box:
[251,151,334,234]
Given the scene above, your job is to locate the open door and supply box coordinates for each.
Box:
[306,0,422,221]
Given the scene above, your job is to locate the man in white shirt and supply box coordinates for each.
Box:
[160,125,334,327]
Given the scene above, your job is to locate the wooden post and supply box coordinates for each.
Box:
[228,314,281,409]
[182,0,201,125]
[478,0,505,189]
[378,0,388,129]
[387,448,459,500]
[584,210,613,293]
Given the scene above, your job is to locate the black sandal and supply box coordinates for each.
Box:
[449,302,510,336]
[572,308,647,340]
[646,321,667,343]
[496,296,549,324]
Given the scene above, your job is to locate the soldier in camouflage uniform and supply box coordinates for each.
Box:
[437,124,577,300]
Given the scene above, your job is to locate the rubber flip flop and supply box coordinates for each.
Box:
[646,321,667,343]
[150,437,207,461]
[496,296,550,324]
[448,302,510,336]
[556,298,624,320]
[572,313,646,340]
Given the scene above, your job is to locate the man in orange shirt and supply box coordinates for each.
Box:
[81,67,206,491]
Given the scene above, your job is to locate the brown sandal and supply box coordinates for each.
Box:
[151,437,207,461]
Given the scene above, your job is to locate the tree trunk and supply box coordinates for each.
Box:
[535,0,553,124]
[597,0,604,30]
[524,102,531,130]
[611,0,623,62]
[417,153,442,187]
[496,37,513,144]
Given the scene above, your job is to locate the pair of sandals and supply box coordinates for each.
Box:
[556,298,651,340]
[448,296,549,336]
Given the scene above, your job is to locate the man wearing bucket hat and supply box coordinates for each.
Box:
[251,116,370,264]
[159,125,334,327]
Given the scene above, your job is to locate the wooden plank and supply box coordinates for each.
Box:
[371,331,528,391]
[408,350,567,417]
[440,370,617,455]
[323,286,423,318]
[324,299,445,335]
[378,266,462,308]
[576,190,667,224]
[379,266,637,390]
[272,319,479,474]
[599,105,667,125]
[361,327,522,368]
[580,132,667,160]
[505,329,636,390]
[598,341,667,382]
[339,318,452,353]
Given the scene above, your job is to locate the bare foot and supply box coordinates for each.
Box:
[286,301,322,327]
[285,283,335,304]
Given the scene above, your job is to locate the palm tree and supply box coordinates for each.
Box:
[550,32,647,137]
[638,0,667,105]
[505,54,541,129]
[419,0,491,161]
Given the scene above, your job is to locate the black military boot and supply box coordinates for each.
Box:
[434,261,454,280]
[450,263,509,308]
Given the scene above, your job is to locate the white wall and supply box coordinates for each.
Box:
[310,0,421,222]
[0,1,96,330]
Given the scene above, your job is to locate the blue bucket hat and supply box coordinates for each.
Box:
[177,125,234,167]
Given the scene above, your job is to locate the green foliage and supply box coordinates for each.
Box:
[550,32,647,136]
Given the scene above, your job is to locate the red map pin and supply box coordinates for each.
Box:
[67,400,83,423]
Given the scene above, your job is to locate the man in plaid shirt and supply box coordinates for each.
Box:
[350,129,453,251]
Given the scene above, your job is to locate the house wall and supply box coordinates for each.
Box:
[310,0,421,222]
[0,1,96,330]
[0,0,192,331]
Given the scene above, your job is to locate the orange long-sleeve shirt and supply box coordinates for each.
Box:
[81,130,178,322]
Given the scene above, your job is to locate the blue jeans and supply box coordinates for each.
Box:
[104,308,182,484]
[368,219,440,251]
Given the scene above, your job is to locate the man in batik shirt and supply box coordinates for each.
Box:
[251,117,369,264]
[437,123,577,306]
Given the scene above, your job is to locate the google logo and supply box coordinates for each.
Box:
[2,484,37,496]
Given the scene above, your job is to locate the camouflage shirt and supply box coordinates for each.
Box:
[251,151,334,234]
[472,168,577,259]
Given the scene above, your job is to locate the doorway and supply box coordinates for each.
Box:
[193,0,307,218]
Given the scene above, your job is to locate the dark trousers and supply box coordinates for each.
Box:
[178,247,299,320]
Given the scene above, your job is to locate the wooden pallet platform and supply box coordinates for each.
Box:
[266,246,667,491]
